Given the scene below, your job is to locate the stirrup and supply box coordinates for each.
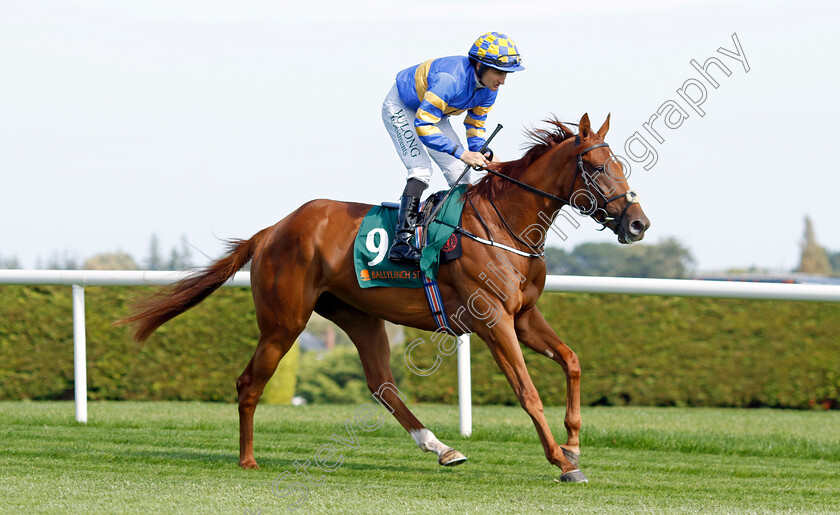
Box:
[389,239,422,264]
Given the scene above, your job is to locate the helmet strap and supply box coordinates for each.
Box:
[476,63,491,87]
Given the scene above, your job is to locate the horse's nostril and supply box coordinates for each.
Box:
[630,220,645,235]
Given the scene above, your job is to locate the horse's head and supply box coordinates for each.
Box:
[570,113,650,243]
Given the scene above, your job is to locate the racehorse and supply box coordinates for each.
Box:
[120,113,650,483]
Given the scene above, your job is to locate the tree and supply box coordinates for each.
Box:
[43,250,80,270]
[829,251,840,278]
[165,235,193,271]
[145,234,163,271]
[569,242,623,276]
[544,238,695,279]
[796,216,831,275]
[83,252,139,270]
[624,237,695,279]
[0,252,21,269]
[544,247,573,275]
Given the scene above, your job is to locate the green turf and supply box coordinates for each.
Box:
[0,402,838,513]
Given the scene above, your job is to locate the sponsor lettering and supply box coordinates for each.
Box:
[390,109,421,158]
[368,269,421,280]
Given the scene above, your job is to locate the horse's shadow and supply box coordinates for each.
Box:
[124,449,435,474]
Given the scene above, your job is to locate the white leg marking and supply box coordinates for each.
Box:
[545,349,554,359]
[410,428,449,457]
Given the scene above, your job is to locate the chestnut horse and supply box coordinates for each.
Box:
[120,113,649,483]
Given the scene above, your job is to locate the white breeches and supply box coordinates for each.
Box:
[382,84,481,187]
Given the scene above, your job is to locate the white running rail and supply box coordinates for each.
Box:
[2,270,839,430]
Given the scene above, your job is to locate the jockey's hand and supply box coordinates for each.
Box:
[460,150,489,170]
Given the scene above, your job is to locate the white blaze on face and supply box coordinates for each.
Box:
[545,349,554,359]
[410,428,449,456]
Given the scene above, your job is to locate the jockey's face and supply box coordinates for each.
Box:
[480,67,508,91]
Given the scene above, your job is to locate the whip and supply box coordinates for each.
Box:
[421,123,503,230]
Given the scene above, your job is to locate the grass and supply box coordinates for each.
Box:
[0,402,838,513]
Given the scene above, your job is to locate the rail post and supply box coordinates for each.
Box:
[72,284,88,423]
[457,333,472,436]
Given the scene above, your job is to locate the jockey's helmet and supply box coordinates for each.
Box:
[468,32,525,72]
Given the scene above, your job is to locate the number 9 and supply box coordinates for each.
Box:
[366,228,389,266]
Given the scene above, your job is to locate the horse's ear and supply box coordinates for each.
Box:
[597,113,610,139]
[579,113,591,138]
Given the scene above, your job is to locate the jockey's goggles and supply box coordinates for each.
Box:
[477,53,522,69]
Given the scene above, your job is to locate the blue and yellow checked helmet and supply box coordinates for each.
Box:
[468,32,525,72]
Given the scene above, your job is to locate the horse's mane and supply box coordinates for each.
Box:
[470,117,576,200]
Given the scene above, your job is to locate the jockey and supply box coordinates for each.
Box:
[383,32,525,264]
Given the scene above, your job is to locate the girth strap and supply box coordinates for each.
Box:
[415,213,455,333]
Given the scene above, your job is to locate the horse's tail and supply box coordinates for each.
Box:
[118,228,270,342]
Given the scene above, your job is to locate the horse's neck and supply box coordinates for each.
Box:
[487,148,578,242]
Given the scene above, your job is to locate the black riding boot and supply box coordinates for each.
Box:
[388,194,423,265]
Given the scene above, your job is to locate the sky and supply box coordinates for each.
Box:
[1,0,838,273]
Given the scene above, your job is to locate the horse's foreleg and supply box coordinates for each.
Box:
[315,294,466,466]
[476,320,586,482]
[514,306,582,461]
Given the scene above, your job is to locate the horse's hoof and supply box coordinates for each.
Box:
[239,460,259,470]
[561,447,580,469]
[439,448,467,467]
[558,469,588,483]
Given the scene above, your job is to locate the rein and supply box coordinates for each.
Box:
[460,134,640,258]
[482,168,569,206]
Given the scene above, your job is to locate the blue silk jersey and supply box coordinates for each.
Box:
[395,56,497,159]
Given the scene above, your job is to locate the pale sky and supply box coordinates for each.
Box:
[2,0,838,272]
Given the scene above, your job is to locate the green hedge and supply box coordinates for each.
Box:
[294,345,407,405]
[1,285,838,409]
[400,293,840,409]
[0,285,295,402]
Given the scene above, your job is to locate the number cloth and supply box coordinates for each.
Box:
[353,185,467,289]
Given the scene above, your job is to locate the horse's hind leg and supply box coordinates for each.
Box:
[315,293,467,467]
[236,286,315,469]
[236,330,298,469]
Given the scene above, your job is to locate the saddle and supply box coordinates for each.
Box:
[381,190,463,262]
[418,190,462,263]
[354,185,467,289]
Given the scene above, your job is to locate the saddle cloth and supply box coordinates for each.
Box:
[353,185,466,288]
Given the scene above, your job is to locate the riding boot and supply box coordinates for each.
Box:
[388,194,423,265]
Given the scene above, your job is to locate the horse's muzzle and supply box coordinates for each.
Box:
[618,208,650,244]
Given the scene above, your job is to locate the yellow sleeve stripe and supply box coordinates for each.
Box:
[445,107,466,116]
[465,114,486,128]
[416,108,441,124]
[471,105,494,116]
[423,91,447,112]
[466,128,485,138]
[416,125,442,137]
[413,59,434,101]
